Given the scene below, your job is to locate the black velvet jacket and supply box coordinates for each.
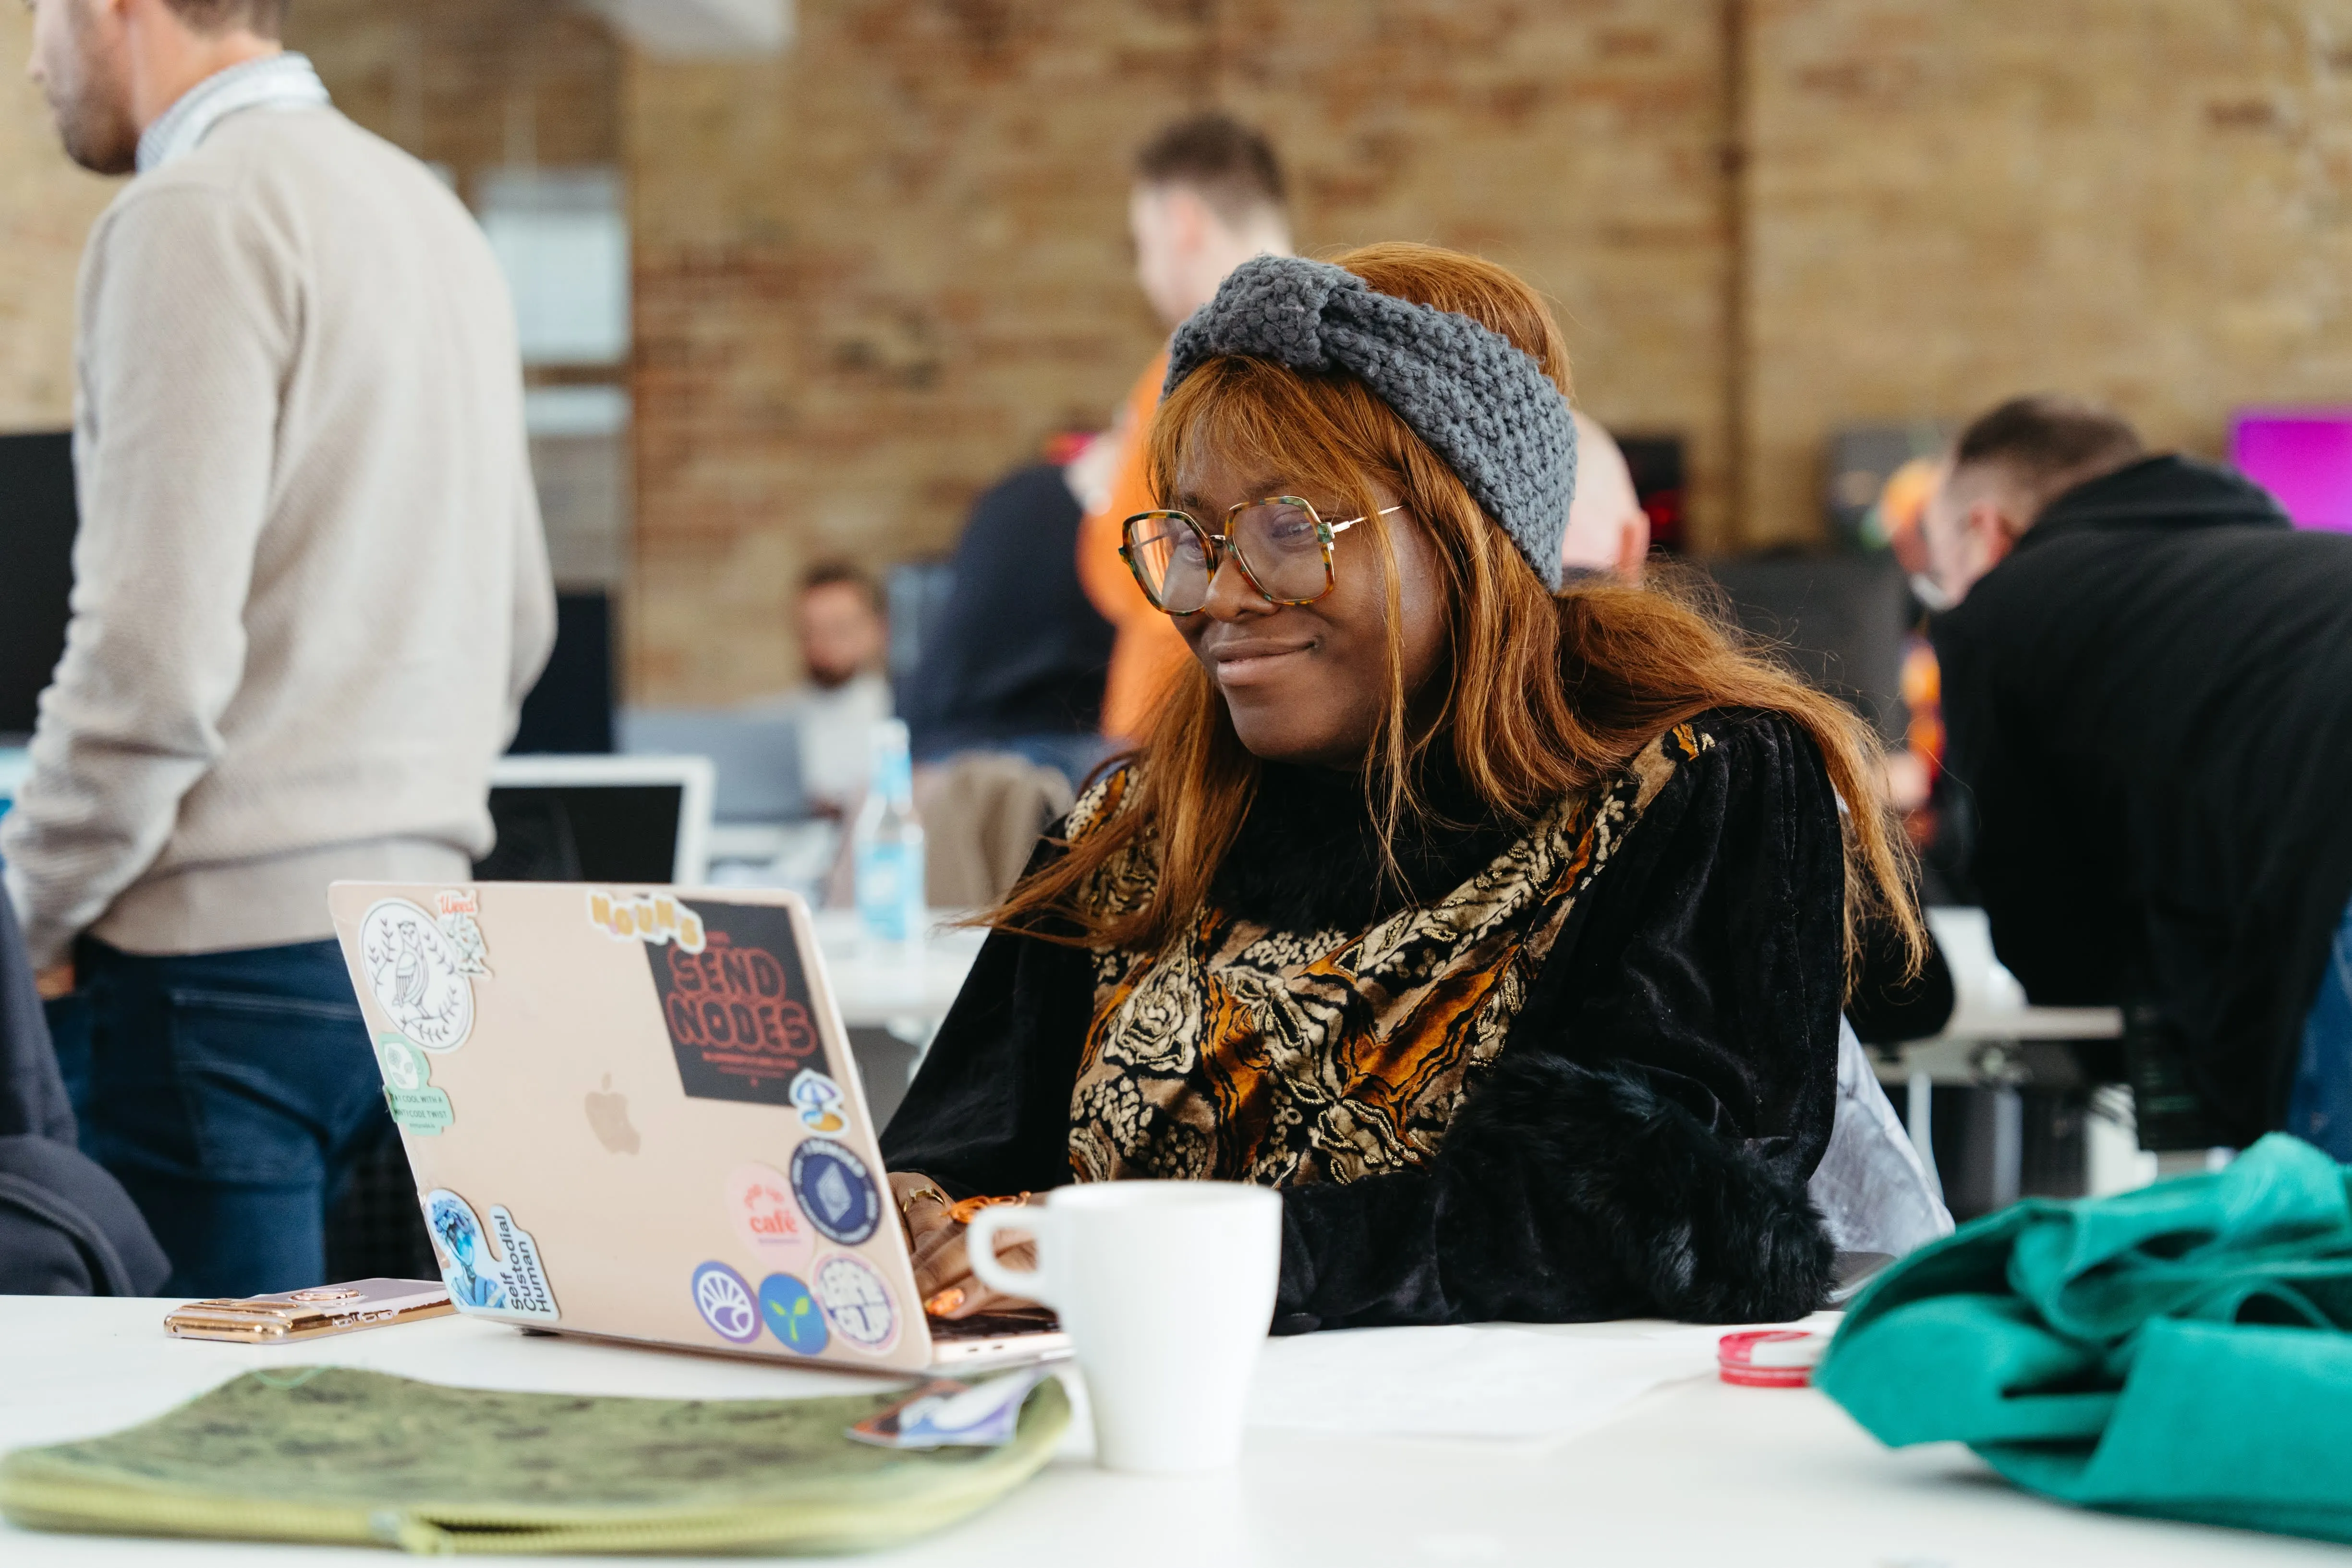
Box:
[881,709,1845,1331]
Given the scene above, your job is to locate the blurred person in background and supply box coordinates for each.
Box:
[1924,395,2352,1158]
[1557,410,1649,581]
[1075,112,1292,746]
[1872,456,1950,832]
[901,439,1116,788]
[764,564,891,818]
[10,0,553,1293]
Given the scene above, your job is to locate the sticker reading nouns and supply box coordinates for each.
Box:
[789,1069,849,1134]
[813,1253,898,1353]
[758,1272,829,1355]
[789,1138,881,1245]
[435,889,492,978]
[691,1261,761,1345]
[727,1162,812,1263]
[376,1033,453,1134]
[359,899,475,1051]
[424,1190,558,1321]
[588,889,706,953]
[644,901,824,1106]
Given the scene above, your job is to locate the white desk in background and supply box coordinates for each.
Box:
[801,896,2141,1201]
[807,909,985,1035]
[1872,908,2131,1205]
[1,1296,2335,1568]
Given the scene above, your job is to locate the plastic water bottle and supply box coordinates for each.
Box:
[852,718,926,962]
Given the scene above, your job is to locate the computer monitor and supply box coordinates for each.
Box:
[1701,553,1911,744]
[0,432,75,740]
[615,708,806,823]
[475,754,713,883]
[2230,409,2352,532]
[509,591,617,754]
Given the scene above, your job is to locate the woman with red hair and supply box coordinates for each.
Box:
[884,242,1920,1332]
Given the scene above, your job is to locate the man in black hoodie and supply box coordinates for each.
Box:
[1925,395,2352,1157]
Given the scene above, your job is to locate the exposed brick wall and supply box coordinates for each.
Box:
[0,5,117,430]
[1742,0,2352,543]
[290,0,620,202]
[11,1,2352,700]
[0,0,620,431]
[625,0,1736,702]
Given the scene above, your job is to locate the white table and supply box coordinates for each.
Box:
[807,911,986,1035]
[1866,909,2133,1205]
[0,1297,2333,1567]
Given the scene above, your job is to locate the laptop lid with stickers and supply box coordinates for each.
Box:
[327,881,936,1374]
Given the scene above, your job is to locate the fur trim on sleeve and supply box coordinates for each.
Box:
[1436,1052,1836,1325]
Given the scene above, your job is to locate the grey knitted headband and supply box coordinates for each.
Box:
[1164,255,1578,591]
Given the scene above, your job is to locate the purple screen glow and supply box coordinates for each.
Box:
[2231,410,2352,532]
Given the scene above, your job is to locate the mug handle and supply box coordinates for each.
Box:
[964,1205,1056,1307]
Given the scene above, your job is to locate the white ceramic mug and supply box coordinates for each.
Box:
[965,1180,1282,1473]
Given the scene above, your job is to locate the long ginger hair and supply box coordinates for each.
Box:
[993,241,1923,988]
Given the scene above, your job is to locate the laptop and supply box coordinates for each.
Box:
[326,880,1066,1375]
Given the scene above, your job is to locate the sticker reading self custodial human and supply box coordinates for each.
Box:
[359,899,477,1051]
[643,901,825,1106]
[424,1190,558,1321]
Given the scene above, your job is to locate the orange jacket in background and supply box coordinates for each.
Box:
[1076,350,1188,743]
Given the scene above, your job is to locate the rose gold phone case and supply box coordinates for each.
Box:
[164,1279,454,1343]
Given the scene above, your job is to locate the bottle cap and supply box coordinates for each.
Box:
[1717,1329,1825,1388]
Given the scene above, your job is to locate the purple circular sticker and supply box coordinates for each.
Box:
[690,1260,760,1344]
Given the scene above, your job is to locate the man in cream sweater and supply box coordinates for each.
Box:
[12,0,554,1293]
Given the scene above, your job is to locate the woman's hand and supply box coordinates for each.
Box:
[888,1171,1043,1320]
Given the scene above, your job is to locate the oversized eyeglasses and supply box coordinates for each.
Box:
[1118,496,1405,616]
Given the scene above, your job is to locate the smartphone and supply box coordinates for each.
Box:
[163,1278,454,1343]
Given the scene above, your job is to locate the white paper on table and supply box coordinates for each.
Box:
[1246,1325,1717,1443]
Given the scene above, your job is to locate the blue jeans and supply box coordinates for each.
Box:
[2288,898,2352,1161]
[71,937,390,1297]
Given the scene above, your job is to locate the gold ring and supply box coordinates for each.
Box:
[896,1185,950,1215]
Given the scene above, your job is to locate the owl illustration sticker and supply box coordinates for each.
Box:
[360,899,475,1051]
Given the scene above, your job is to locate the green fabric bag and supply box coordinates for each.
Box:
[0,1365,1069,1556]
[1817,1133,2352,1543]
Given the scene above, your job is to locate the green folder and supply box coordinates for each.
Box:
[1,1365,1069,1556]
[1818,1134,2352,1544]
